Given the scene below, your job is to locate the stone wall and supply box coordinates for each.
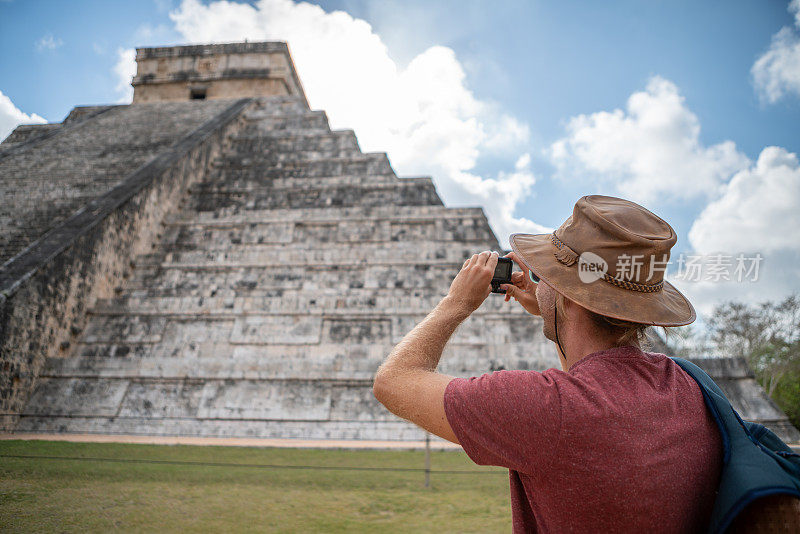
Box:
[689,356,799,441]
[0,123,61,148]
[0,100,235,265]
[0,98,252,430]
[132,41,307,104]
[134,78,292,104]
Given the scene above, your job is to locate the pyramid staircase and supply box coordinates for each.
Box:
[17,96,556,440]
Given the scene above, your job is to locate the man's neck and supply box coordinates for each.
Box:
[557,327,639,372]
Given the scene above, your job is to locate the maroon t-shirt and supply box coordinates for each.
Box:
[444,345,722,533]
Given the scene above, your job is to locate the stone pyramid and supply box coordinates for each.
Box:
[2,42,796,443]
[12,95,555,440]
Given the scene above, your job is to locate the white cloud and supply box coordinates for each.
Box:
[168,0,542,247]
[0,89,46,143]
[752,0,800,104]
[35,33,63,51]
[669,146,800,317]
[667,247,800,320]
[133,22,177,44]
[113,48,136,104]
[549,75,800,313]
[689,146,800,254]
[548,76,749,204]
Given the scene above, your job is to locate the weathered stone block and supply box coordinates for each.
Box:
[230,315,322,344]
[83,316,167,344]
[117,379,206,418]
[22,378,129,417]
[196,380,331,420]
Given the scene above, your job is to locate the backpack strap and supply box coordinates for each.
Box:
[744,421,800,459]
[672,357,732,462]
[671,357,800,533]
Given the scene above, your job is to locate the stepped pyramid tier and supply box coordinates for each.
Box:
[0,100,236,266]
[1,41,797,443]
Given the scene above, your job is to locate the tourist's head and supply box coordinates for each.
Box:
[511,195,695,343]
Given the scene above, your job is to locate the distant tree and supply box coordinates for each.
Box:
[663,323,708,359]
[705,295,800,428]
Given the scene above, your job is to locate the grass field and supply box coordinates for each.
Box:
[0,440,511,533]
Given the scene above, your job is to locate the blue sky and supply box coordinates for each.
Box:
[2,0,799,314]
[1,1,797,156]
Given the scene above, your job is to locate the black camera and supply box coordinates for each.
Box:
[491,257,513,294]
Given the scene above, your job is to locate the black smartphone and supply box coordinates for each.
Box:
[491,257,513,294]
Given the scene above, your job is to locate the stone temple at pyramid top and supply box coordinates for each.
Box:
[132,41,308,105]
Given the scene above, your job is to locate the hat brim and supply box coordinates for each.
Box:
[509,233,696,327]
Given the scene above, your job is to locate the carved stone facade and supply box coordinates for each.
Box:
[1,41,797,443]
[132,42,307,104]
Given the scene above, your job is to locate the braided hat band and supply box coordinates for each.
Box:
[550,234,664,294]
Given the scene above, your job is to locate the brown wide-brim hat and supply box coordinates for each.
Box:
[510,195,696,327]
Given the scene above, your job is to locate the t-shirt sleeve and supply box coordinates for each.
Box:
[444,369,564,473]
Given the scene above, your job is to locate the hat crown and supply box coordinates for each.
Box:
[555,195,676,285]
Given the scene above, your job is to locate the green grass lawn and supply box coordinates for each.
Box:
[0,440,511,533]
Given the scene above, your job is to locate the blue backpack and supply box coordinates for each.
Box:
[671,357,800,532]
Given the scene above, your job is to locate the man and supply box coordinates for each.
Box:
[373,195,722,533]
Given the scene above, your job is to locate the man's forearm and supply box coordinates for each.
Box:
[372,295,467,430]
[372,251,497,440]
[377,296,468,378]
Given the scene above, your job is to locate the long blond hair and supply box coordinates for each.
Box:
[555,293,653,348]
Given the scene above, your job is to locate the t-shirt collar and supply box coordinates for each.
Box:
[568,344,643,373]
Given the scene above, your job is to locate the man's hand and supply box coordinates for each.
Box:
[500,251,541,316]
[445,250,497,318]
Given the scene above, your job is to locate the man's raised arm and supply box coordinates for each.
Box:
[372,250,499,443]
